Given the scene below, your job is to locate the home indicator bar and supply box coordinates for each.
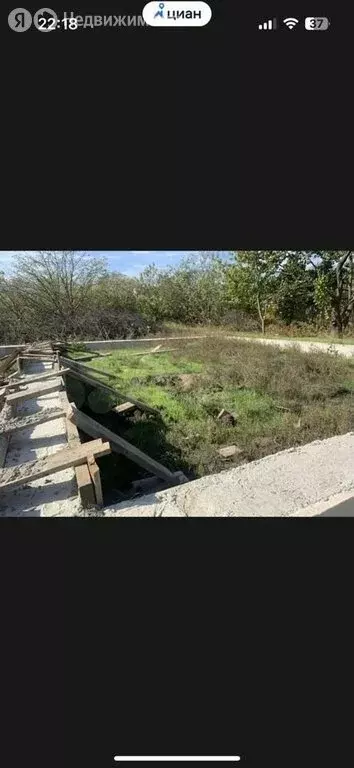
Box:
[114,759,242,763]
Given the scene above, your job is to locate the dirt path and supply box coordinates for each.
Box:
[228,336,354,358]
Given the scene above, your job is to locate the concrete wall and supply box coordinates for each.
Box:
[0,337,200,355]
[78,336,206,351]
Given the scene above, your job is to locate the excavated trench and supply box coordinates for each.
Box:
[65,374,192,507]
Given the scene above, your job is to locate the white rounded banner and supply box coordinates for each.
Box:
[142,1,212,27]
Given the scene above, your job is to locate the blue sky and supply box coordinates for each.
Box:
[0,251,231,276]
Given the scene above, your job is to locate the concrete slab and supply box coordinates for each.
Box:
[102,433,354,517]
[0,360,82,517]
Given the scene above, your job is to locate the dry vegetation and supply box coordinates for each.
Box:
[67,338,354,484]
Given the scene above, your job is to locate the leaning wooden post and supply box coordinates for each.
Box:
[87,454,104,506]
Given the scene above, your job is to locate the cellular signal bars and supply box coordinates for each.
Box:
[258,18,277,30]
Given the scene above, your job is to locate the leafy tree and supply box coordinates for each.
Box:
[276,253,316,325]
[227,251,283,334]
[304,251,354,335]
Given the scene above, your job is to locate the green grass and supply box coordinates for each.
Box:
[79,338,354,480]
[86,348,202,388]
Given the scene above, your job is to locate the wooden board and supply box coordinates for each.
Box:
[67,403,175,481]
[60,356,116,379]
[59,390,96,508]
[61,362,159,416]
[6,380,61,405]
[0,435,9,469]
[113,401,136,415]
[87,454,103,505]
[130,348,177,356]
[5,368,70,392]
[0,439,111,492]
[0,350,20,375]
[20,354,56,360]
[0,403,14,468]
[0,408,66,437]
[0,387,6,411]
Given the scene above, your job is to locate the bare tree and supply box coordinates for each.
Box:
[13,251,107,340]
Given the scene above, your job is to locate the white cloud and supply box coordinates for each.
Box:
[130,251,152,254]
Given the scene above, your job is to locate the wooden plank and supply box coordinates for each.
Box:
[25,348,54,353]
[0,436,9,469]
[0,408,66,437]
[59,390,96,508]
[87,455,103,506]
[74,463,96,508]
[113,401,136,415]
[67,403,175,482]
[61,362,159,416]
[0,439,111,492]
[20,354,56,360]
[0,350,20,375]
[5,368,70,392]
[6,380,61,405]
[0,403,14,469]
[60,356,116,379]
[28,348,52,354]
[130,348,177,356]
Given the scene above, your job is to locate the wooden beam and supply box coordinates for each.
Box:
[6,380,61,405]
[61,362,159,416]
[0,408,65,437]
[67,403,175,482]
[60,356,116,379]
[0,439,111,492]
[20,354,56,360]
[59,390,96,509]
[0,436,9,469]
[5,368,70,392]
[113,401,136,415]
[0,403,14,469]
[87,454,103,505]
[130,348,177,356]
[74,463,96,508]
[0,350,20,375]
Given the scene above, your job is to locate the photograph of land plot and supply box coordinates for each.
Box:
[0,250,354,517]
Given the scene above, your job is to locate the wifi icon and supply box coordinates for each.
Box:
[283,17,299,29]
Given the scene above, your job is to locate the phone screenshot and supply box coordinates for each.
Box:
[1,3,353,768]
